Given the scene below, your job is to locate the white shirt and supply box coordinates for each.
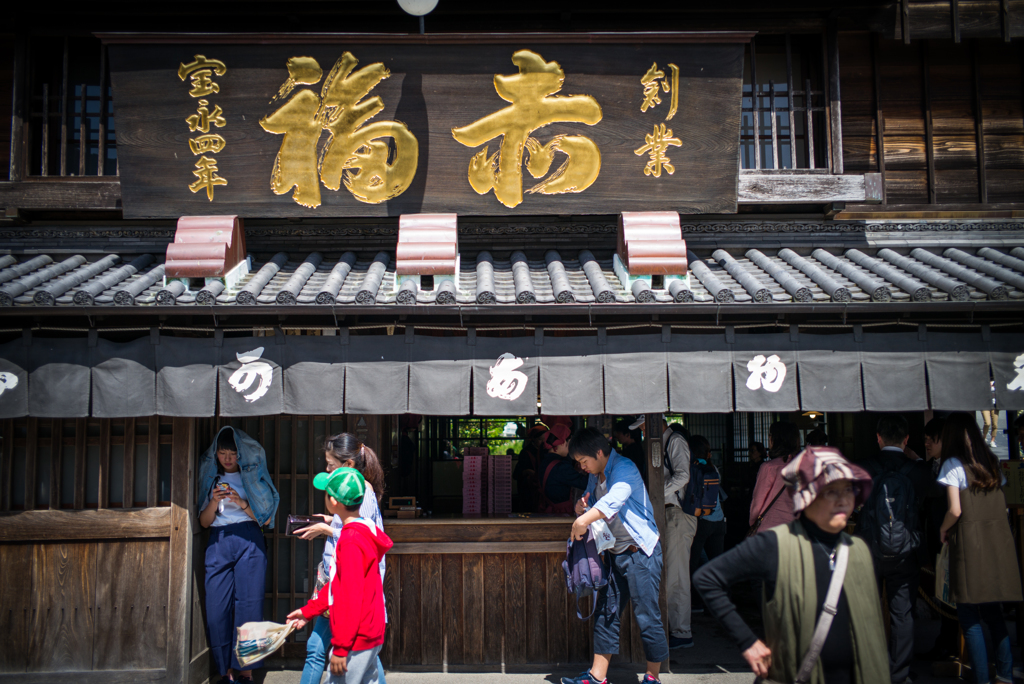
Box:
[597,479,635,554]
[937,457,1006,491]
[210,471,252,526]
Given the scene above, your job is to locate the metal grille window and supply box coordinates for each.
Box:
[27,36,116,177]
[1,417,173,511]
[742,35,829,170]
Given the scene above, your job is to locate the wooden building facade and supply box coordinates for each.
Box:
[0,2,1023,683]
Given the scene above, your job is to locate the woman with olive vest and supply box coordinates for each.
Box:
[938,412,1022,684]
[694,446,889,684]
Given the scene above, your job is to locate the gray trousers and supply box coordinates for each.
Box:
[324,645,383,684]
[664,506,698,638]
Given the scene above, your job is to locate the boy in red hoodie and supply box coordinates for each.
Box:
[287,467,393,684]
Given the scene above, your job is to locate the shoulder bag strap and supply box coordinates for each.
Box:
[794,542,850,684]
[748,484,787,537]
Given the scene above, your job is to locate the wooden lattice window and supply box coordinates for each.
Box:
[1,417,173,512]
[25,36,116,177]
[742,34,830,170]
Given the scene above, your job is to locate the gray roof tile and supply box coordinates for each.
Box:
[0,244,1021,309]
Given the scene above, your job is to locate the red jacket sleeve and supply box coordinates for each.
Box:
[328,540,367,658]
[300,580,330,620]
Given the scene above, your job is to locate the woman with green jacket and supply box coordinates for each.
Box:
[694,446,889,684]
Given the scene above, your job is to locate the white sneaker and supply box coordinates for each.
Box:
[990,439,998,447]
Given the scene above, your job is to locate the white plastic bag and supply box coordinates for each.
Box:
[590,517,616,554]
[234,620,295,667]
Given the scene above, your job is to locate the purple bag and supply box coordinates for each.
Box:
[562,528,611,619]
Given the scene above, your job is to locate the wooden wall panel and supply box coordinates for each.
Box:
[503,553,526,665]
[94,540,169,670]
[399,554,420,665]
[420,554,443,665]
[885,169,931,203]
[482,554,504,664]
[381,557,400,668]
[986,169,1024,202]
[189,540,208,661]
[843,136,878,171]
[841,32,1024,207]
[441,555,464,665]
[376,550,611,669]
[462,554,485,665]
[28,543,95,672]
[524,553,547,663]
[545,552,568,664]
[883,135,929,169]
[0,543,33,672]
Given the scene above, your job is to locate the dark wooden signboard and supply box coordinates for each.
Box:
[105,34,747,219]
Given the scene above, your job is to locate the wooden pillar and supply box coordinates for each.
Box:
[827,19,844,175]
[646,414,668,672]
[167,417,196,684]
[9,37,27,182]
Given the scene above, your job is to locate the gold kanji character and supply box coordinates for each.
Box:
[260,54,419,208]
[178,55,227,98]
[189,156,228,200]
[452,50,602,208]
[187,100,226,134]
[188,70,220,98]
[640,62,680,120]
[634,123,682,178]
[189,134,227,155]
[641,63,667,112]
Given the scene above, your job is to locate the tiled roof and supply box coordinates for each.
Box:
[1,245,1023,308]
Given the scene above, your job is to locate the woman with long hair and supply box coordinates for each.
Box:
[294,433,388,684]
[748,421,802,534]
[938,412,1022,684]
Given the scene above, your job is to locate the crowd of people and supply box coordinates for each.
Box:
[559,411,1024,684]
[195,408,1024,684]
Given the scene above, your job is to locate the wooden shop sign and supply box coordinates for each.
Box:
[105,34,749,219]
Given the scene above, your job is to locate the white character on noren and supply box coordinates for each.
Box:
[0,372,18,397]
[486,353,528,401]
[746,354,787,393]
[1008,353,1024,391]
[228,347,274,403]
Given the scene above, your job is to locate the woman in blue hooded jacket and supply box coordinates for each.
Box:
[198,427,280,684]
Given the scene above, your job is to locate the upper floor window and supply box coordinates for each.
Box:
[741,34,830,171]
[27,36,116,177]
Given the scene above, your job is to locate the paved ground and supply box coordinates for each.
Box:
[256,597,990,684]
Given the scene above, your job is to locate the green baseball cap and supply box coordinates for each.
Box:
[313,467,365,506]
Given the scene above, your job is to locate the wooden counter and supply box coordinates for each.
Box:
[378,516,648,670]
[384,516,572,554]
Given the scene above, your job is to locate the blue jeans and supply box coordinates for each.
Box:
[301,616,388,684]
[592,541,669,664]
[957,602,1014,683]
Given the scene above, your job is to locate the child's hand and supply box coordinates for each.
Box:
[285,608,307,631]
[330,653,348,675]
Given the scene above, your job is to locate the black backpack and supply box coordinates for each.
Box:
[860,461,920,561]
